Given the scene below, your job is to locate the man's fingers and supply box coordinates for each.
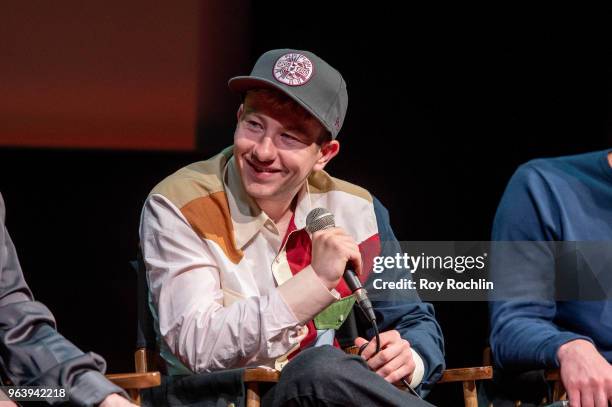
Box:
[355,336,380,360]
[345,244,363,276]
[354,336,368,351]
[581,390,594,407]
[350,248,363,276]
[356,338,378,360]
[566,389,581,407]
[566,388,581,407]
[557,340,612,407]
[327,238,362,278]
[355,331,414,385]
[314,230,362,275]
[312,227,351,239]
[363,331,402,360]
[367,345,401,371]
[367,339,408,371]
[375,346,414,380]
[356,331,410,372]
[368,337,411,372]
[594,390,608,407]
[384,364,413,384]
[356,332,393,360]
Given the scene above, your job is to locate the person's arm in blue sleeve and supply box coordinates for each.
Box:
[0,193,130,406]
[489,163,592,370]
[365,197,445,395]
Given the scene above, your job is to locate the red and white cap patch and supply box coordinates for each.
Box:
[273,53,314,86]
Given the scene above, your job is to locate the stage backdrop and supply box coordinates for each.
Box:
[0,1,199,150]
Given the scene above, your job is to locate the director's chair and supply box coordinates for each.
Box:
[481,347,566,406]
[131,255,492,406]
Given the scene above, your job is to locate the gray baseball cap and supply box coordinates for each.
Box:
[228,49,348,139]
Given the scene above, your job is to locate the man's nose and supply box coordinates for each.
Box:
[252,135,276,163]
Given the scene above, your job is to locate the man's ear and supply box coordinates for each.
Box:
[313,140,340,172]
[236,104,245,122]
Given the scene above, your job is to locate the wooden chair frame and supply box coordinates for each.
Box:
[106,371,161,405]
[127,255,493,406]
[131,345,492,407]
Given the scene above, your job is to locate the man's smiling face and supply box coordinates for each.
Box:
[233,89,337,206]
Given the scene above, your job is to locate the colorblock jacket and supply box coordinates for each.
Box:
[140,146,445,393]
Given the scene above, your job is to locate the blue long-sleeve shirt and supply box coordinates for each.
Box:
[489,149,612,369]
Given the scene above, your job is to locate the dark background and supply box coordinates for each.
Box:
[1,3,610,405]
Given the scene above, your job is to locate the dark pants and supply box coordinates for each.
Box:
[141,368,245,407]
[262,345,435,407]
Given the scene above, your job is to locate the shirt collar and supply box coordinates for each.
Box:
[223,156,313,250]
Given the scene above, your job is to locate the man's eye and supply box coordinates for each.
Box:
[246,120,262,129]
[281,133,303,143]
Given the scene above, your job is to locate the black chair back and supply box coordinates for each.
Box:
[132,250,157,352]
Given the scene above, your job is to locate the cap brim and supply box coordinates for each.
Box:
[228,76,333,136]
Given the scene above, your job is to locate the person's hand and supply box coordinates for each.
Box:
[354,330,415,384]
[310,227,362,290]
[99,393,138,407]
[557,339,612,407]
[0,397,18,406]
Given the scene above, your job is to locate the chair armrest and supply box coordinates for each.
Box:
[346,346,494,384]
[244,368,280,383]
[437,366,493,383]
[106,372,161,389]
[545,369,561,381]
[242,366,493,384]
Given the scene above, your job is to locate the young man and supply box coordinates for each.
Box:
[140,49,444,406]
[488,150,612,407]
[0,192,136,407]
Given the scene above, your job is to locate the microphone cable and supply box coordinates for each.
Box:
[306,207,422,399]
[356,303,422,399]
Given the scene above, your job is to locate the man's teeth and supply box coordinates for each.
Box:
[253,165,276,173]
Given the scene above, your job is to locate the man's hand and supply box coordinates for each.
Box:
[310,227,362,290]
[99,393,138,407]
[354,330,415,384]
[557,339,612,407]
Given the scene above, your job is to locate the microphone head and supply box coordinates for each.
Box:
[305,208,335,234]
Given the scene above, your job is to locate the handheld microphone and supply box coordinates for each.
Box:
[305,208,377,323]
[305,208,421,397]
